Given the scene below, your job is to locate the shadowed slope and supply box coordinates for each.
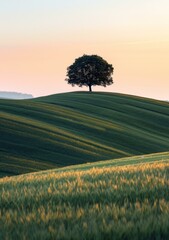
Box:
[0,92,169,177]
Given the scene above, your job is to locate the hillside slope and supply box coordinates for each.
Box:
[1,152,169,239]
[1,92,169,177]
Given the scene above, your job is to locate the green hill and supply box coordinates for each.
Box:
[1,152,169,239]
[1,91,169,177]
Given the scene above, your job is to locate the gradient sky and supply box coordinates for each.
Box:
[0,0,169,100]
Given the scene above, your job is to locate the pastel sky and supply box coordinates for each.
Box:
[0,0,169,100]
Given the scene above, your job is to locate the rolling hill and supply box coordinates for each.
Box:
[1,151,169,239]
[0,91,169,177]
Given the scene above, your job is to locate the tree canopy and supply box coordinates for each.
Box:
[65,54,114,92]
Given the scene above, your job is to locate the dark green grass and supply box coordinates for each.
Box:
[1,91,169,177]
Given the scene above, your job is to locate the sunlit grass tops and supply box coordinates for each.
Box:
[1,152,169,239]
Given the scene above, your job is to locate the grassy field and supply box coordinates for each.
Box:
[1,91,169,177]
[1,151,169,239]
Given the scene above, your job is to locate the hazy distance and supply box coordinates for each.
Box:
[0,91,33,99]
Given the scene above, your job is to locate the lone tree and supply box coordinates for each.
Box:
[65,54,114,92]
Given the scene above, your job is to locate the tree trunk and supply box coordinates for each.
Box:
[89,85,92,92]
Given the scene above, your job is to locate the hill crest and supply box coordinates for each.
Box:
[1,91,169,177]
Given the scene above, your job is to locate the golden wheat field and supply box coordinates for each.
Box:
[1,153,169,239]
